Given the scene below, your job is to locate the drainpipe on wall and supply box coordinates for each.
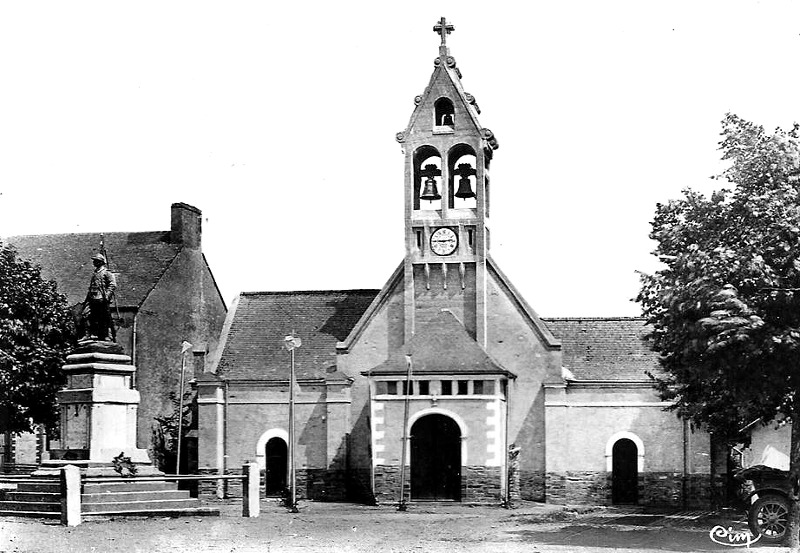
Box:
[502,378,510,507]
[219,380,229,499]
[368,379,376,502]
[224,381,229,491]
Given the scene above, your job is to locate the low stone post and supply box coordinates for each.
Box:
[242,462,259,518]
[60,464,81,526]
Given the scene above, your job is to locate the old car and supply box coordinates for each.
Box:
[735,465,791,544]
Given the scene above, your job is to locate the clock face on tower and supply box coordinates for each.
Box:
[430,227,458,256]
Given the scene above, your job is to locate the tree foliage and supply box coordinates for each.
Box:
[0,242,76,435]
[638,113,800,442]
[151,390,194,474]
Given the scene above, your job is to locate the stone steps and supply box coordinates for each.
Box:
[82,497,203,514]
[2,491,60,502]
[0,475,220,519]
[83,506,220,518]
[83,481,175,493]
[11,482,60,493]
[0,500,61,512]
[82,490,188,503]
[0,509,60,519]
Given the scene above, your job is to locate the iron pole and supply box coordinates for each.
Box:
[398,354,413,511]
[176,349,187,475]
[288,345,298,512]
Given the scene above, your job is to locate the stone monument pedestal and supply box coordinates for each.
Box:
[37,340,154,476]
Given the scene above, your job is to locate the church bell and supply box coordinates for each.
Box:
[454,163,476,199]
[420,175,442,201]
[420,163,442,201]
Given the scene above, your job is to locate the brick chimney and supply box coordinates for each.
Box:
[171,203,202,249]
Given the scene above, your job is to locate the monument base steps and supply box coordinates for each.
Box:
[0,472,220,518]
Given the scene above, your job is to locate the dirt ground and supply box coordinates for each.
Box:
[0,499,781,553]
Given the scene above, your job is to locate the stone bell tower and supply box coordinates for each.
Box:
[395,17,499,347]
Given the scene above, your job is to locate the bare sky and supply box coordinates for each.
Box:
[2,1,799,317]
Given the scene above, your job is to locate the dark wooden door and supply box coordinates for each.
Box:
[612,438,638,504]
[265,437,287,496]
[410,414,461,501]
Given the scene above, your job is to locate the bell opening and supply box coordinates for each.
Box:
[448,146,477,209]
[434,97,455,129]
[413,147,443,211]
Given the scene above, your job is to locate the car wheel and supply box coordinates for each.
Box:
[748,493,790,544]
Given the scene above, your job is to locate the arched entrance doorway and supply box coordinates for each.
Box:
[410,414,461,501]
[612,438,638,504]
[264,437,287,496]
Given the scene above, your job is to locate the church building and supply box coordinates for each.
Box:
[198,20,715,507]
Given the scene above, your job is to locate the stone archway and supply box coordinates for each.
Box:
[410,413,461,501]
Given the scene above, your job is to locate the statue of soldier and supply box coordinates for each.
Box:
[80,253,117,342]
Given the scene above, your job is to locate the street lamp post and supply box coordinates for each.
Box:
[176,340,192,475]
[397,353,413,511]
[284,334,302,513]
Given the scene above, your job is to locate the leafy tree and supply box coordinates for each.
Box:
[151,390,194,474]
[0,242,76,435]
[638,113,800,546]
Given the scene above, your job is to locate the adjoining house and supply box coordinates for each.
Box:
[3,202,227,468]
[196,24,715,507]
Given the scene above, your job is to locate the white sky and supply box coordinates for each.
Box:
[1,1,798,317]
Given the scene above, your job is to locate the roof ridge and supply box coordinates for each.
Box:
[542,316,647,321]
[241,289,381,296]
[6,230,168,240]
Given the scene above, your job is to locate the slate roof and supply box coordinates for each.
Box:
[365,310,513,378]
[542,317,660,381]
[215,290,380,382]
[6,232,181,308]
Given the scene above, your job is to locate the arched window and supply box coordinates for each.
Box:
[447,144,477,209]
[434,98,455,128]
[413,145,442,210]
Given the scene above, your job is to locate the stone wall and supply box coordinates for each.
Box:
[546,471,609,504]
[519,469,545,501]
[373,465,406,504]
[199,467,349,501]
[462,466,502,503]
[296,468,349,501]
[347,467,375,504]
[196,467,243,498]
[136,228,227,454]
[374,465,503,504]
[543,471,713,507]
[641,472,712,508]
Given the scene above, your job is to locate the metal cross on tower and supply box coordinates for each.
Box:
[433,17,454,45]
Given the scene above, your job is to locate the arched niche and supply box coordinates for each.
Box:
[447,143,477,209]
[434,97,455,128]
[413,145,443,211]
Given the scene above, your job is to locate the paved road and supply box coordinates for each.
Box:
[0,500,784,553]
[509,509,764,552]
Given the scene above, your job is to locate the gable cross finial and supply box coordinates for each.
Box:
[433,17,454,46]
